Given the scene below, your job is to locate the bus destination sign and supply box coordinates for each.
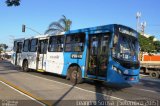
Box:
[119,28,137,37]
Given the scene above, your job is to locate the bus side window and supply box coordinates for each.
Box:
[13,41,17,52]
[65,36,72,52]
[65,33,85,52]
[23,39,30,52]
[38,40,48,54]
[49,36,64,52]
[17,42,23,53]
[29,39,38,52]
[100,35,109,55]
[57,36,64,52]
[91,37,98,55]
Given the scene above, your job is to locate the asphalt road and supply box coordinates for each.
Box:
[0,78,45,106]
[0,60,159,106]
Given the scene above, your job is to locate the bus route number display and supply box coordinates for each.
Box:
[71,54,82,59]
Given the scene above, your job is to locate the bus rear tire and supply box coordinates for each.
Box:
[23,61,29,72]
[68,66,83,84]
[149,71,159,78]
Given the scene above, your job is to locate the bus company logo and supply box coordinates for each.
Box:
[71,54,82,59]
[50,55,59,59]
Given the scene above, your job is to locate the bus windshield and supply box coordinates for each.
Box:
[112,34,139,62]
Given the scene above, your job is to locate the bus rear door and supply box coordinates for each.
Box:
[37,39,48,72]
[14,42,23,66]
[87,33,110,80]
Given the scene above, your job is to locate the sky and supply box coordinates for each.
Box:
[0,0,160,49]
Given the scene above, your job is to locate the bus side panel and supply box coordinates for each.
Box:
[11,53,15,65]
[18,53,24,67]
[21,52,29,67]
[61,33,88,78]
[27,52,37,70]
[61,51,87,78]
[45,52,64,74]
[107,61,126,83]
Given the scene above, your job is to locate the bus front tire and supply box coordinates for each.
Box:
[68,66,83,84]
[23,61,29,72]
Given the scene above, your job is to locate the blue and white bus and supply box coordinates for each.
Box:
[12,24,140,84]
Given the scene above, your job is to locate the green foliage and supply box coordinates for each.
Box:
[0,44,8,53]
[6,0,20,7]
[139,34,160,53]
[0,48,2,54]
[154,41,160,52]
[0,44,3,54]
[45,15,72,35]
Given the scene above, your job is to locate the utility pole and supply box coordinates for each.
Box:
[136,12,141,32]
[141,21,147,35]
[9,35,15,51]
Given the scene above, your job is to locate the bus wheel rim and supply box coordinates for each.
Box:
[24,63,27,71]
[72,71,79,79]
[152,73,156,77]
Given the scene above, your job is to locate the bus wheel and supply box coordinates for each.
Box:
[23,61,29,72]
[149,71,159,78]
[69,66,83,84]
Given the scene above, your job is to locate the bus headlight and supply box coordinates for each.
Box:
[112,66,117,71]
[112,66,122,74]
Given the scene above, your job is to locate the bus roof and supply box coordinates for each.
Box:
[14,24,138,39]
[14,38,25,42]
[63,24,138,35]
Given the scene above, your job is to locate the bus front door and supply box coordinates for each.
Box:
[37,39,48,72]
[87,34,109,80]
[15,42,23,66]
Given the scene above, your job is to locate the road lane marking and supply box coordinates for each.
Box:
[28,72,159,98]
[26,73,124,100]
[0,78,51,106]
[138,88,157,93]
[0,81,45,106]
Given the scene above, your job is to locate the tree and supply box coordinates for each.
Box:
[139,34,155,53]
[3,44,8,52]
[154,41,160,52]
[45,15,72,35]
[0,48,2,54]
[6,0,20,7]
[0,44,8,52]
[0,44,3,54]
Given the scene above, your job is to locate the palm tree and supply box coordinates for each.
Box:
[45,15,72,35]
